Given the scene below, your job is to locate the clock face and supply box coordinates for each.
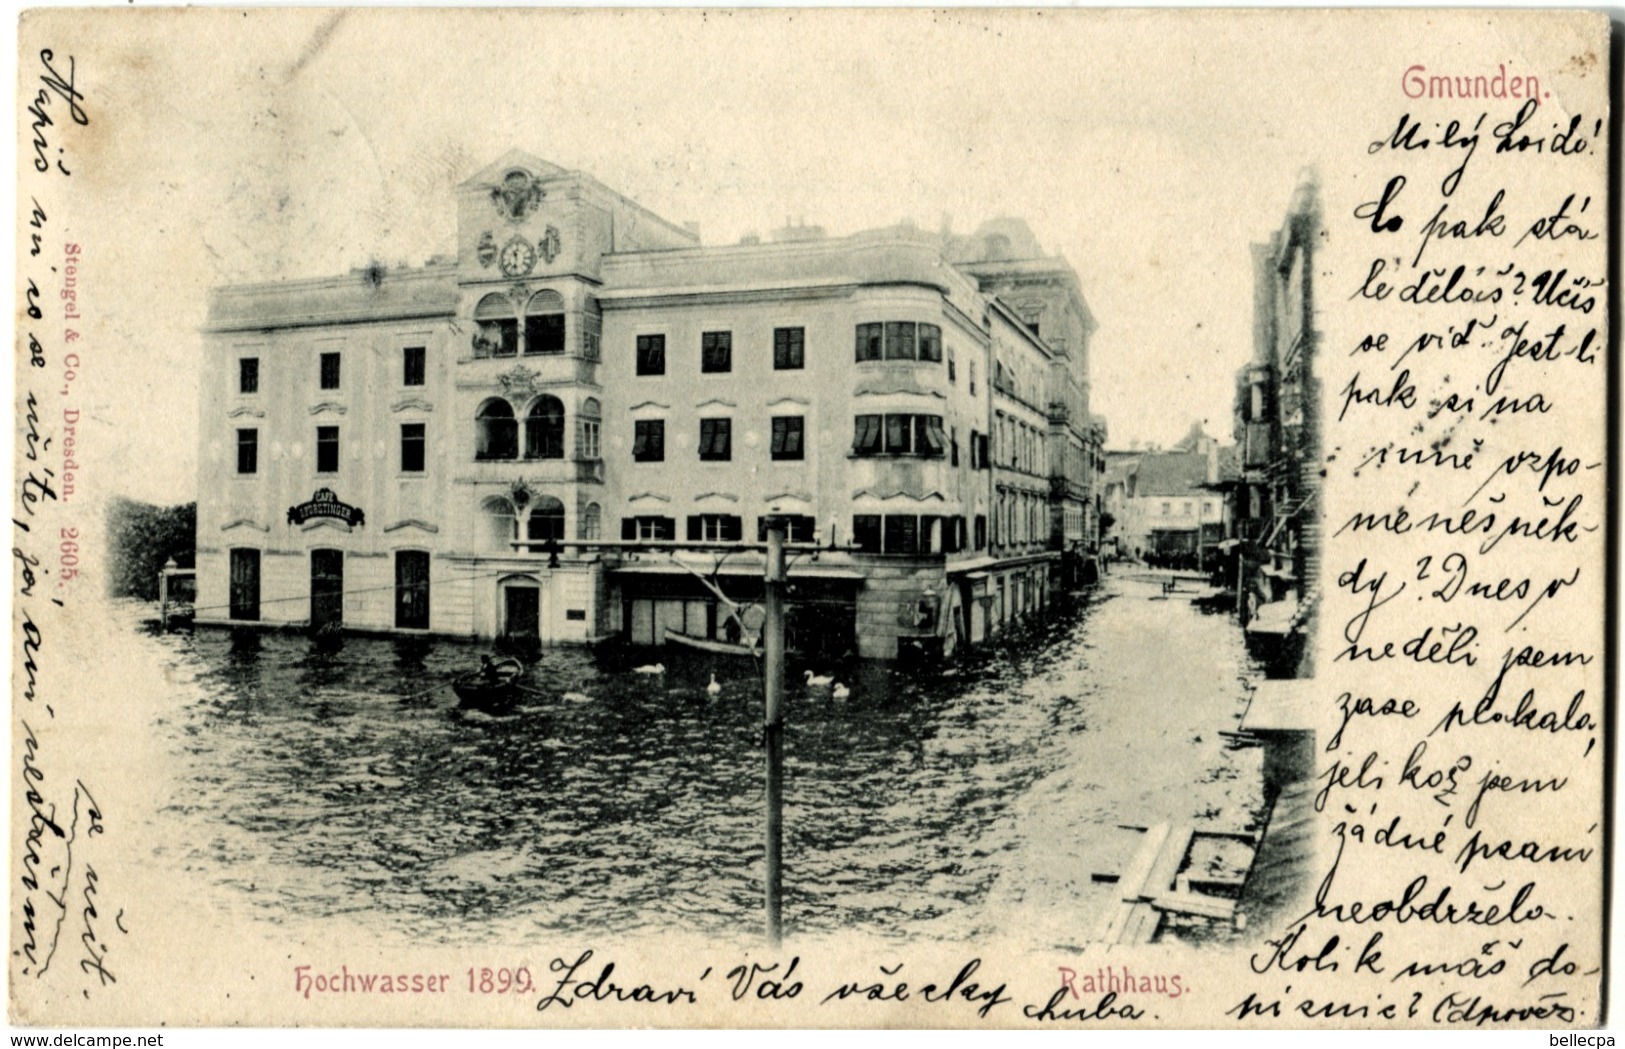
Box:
[499,237,536,277]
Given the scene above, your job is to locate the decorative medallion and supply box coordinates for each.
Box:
[496,365,542,400]
[539,225,562,264]
[491,169,545,222]
[287,488,365,528]
[477,231,497,268]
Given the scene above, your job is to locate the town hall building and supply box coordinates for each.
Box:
[194,151,1102,658]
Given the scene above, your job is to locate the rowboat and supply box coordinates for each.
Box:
[453,656,525,710]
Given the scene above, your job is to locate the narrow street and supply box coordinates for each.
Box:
[144,570,1270,949]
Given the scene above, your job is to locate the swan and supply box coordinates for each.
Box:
[634,663,665,674]
[803,670,834,687]
[831,682,850,699]
[706,673,722,695]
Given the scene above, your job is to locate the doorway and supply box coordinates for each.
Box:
[504,584,540,638]
[229,548,261,621]
[311,549,344,630]
[395,550,430,629]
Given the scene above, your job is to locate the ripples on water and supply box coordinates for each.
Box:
[147,575,1268,947]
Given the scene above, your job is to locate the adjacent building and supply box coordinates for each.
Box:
[1231,171,1322,673]
[194,150,1101,659]
[1099,427,1231,571]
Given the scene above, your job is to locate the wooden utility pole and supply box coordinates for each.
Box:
[762,522,786,945]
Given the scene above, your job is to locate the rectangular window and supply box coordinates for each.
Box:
[855,322,883,362]
[622,516,676,541]
[853,414,882,455]
[853,514,882,554]
[316,426,340,473]
[757,515,816,544]
[581,419,601,460]
[239,358,259,394]
[950,426,959,467]
[236,428,257,475]
[687,514,743,542]
[698,418,732,461]
[525,313,565,355]
[773,327,804,370]
[632,419,665,462]
[947,347,956,382]
[918,324,942,362]
[400,423,426,473]
[701,331,732,373]
[884,414,912,453]
[884,515,919,554]
[916,416,947,456]
[403,346,426,387]
[883,321,916,360]
[770,416,804,461]
[975,514,988,550]
[636,334,666,376]
[969,362,978,395]
[319,351,341,390]
[976,432,990,469]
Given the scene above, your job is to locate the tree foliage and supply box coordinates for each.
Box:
[106,497,196,600]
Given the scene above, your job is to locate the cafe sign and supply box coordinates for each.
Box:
[287,488,365,527]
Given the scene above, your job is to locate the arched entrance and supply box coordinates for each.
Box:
[499,575,541,639]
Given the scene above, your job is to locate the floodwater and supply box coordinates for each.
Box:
[144,571,1271,949]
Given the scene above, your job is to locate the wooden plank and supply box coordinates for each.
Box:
[1116,823,1170,901]
[1153,891,1238,920]
[1191,829,1260,845]
[1094,901,1131,944]
[1140,825,1194,900]
[1120,903,1162,945]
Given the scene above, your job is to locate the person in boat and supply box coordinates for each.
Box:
[477,654,503,683]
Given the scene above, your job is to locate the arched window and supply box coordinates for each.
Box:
[475,399,518,461]
[482,496,517,552]
[580,502,602,541]
[473,293,517,358]
[578,398,602,460]
[524,290,566,356]
[525,395,565,460]
[526,495,565,549]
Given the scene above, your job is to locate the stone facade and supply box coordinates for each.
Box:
[195,150,1100,658]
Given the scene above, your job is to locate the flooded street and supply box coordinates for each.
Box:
[146,572,1268,949]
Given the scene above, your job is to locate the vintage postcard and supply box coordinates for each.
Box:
[9,7,1613,1032]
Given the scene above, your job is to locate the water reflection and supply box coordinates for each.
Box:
[148,574,1267,947]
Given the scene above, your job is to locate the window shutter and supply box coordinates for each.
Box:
[687,515,703,540]
[622,518,637,540]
